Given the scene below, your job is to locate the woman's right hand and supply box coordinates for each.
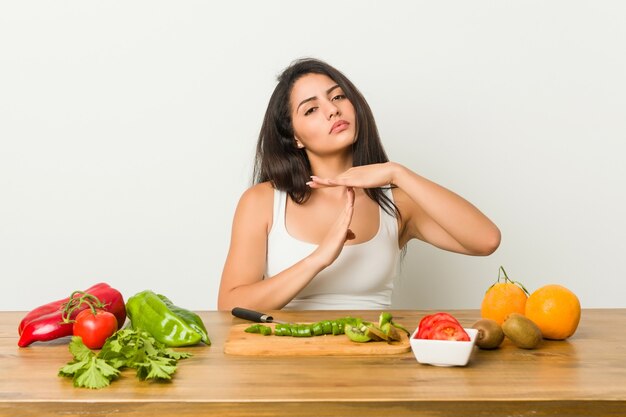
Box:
[308,186,355,269]
[219,183,357,311]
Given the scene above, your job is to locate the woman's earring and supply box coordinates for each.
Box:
[295,139,304,149]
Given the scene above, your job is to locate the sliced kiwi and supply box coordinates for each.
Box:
[381,322,402,342]
[502,313,542,349]
[378,312,392,328]
[471,318,505,349]
[365,324,389,342]
[345,324,372,343]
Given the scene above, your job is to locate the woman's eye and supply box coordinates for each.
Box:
[304,107,317,116]
[331,94,346,101]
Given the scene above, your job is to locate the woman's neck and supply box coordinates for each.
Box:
[307,152,353,179]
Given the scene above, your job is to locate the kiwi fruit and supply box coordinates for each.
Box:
[344,324,372,343]
[365,324,389,341]
[381,322,402,342]
[471,318,505,349]
[502,313,542,349]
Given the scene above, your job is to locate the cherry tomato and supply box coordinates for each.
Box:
[417,312,462,339]
[73,309,118,349]
[429,319,470,341]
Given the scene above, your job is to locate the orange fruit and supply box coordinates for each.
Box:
[480,266,529,325]
[525,284,581,340]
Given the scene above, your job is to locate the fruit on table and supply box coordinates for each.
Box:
[365,323,389,341]
[471,318,504,349]
[344,323,372,343]
[378,312,409,336]
[502,313,542,349]
[481,266,529,325]
[525,284,581,340]
[380,322,402,341]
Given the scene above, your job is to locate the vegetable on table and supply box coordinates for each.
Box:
[245,324,272,335]
[415,312,470,341]
[59,328,192,389]
[243,313,408,344]
[271,317,360,338]
[18,283,126,347]
[126,290,209,347]
[158,294,210,344]
[73,308,118,349]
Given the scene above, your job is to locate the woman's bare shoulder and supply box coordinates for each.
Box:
[239,181,274,205]
[234,181,275,234]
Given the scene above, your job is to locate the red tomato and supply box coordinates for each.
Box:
[73,309,118,349]
[429,319,470,341]
[417,312,462,339]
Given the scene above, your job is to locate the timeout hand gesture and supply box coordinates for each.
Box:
[309,186,356,269]
[307,162,397,189]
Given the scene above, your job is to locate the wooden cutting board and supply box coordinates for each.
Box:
[224,323,411,356]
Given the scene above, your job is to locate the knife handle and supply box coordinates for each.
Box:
[231,307,274,323]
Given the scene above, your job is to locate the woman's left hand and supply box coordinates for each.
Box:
[307,162,397,189]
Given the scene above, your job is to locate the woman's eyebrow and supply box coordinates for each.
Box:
[296,84,341,112]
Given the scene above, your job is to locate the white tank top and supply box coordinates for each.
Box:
[265,188,400,310]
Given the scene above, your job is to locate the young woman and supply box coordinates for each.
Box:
[217,58,500,311]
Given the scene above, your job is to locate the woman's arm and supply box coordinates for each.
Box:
[390,165,501,254]
[308,163,501,255]
[217,183,355,311]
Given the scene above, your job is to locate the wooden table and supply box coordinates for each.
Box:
[1,309,625,416]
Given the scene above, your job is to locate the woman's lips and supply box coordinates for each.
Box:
[330,120,349,134]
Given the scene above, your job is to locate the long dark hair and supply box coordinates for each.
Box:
[253,58,399,218]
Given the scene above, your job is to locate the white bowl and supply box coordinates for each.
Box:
[409,327,478,367]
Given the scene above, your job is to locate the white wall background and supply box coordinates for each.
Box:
[2,1,625,311]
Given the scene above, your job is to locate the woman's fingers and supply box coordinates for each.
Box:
[306,176,335,188]
[345,187,355,239]
[346,186,355,206]
[337,186,354,238]
[311,187,356,267]
[307,164,394,189]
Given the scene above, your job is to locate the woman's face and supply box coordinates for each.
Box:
[289,73,356,156]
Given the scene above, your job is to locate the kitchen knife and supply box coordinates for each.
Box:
[231,307,287,324]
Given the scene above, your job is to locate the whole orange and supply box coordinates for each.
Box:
[480,266,529,325]
[525,284,581,340]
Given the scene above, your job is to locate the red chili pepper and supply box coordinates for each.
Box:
[17,283,126,347]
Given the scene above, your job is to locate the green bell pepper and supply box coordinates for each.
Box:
[157,294,210,344]
[245,324,272,335]
[126,290,207,347]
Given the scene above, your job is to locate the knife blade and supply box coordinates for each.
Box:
[231,307,287,324]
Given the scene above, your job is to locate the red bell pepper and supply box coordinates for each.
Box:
[18,282,108,335]
[17,283,126,347]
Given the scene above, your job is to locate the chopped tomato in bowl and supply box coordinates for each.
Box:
[410,312,477,366]
[424,319,470,341]
[416,312,462,339]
